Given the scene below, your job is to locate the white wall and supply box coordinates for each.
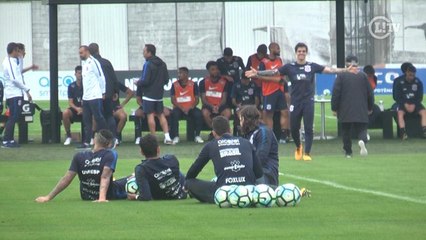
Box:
[0,2,33,65]
[80,4,129,70]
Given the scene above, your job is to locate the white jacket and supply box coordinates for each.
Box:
[82,56,105,101]
[2,56,29,99]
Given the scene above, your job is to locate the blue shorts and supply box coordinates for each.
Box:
[143,100,164,114]
[263,90,287,112]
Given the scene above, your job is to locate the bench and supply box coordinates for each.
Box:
[128,114,168,141]
[337,110,395,139]
[396,113,424,138]
[40,109,85,144]
[0,101,36,143]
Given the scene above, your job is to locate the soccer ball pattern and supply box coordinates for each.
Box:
[252,184,276,207]
[125,177,139,194]
[275,183,302,207]
[214,185,234,208]
[228,185,252,208]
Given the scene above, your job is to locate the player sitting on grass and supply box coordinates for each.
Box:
[35,129,128,203]
[185,116,263,203]
[127,134,187,201]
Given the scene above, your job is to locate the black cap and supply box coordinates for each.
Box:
[401,62,413,73]
[223,47,233,57]
[257,44,267,55]
[406,64,416,73]
[345,55,358,64]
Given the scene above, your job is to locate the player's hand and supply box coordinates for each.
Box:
[224,76,234,82]
[31,64,39,70]
[27,92,32,103]
[76,107,83,115]
[368,110,373,115]
[93,199,109,203]
[212,106,219,114]
[332,111,337,116]
[245,67,258,78]
[127,193,137,200]
[35,196,51,203]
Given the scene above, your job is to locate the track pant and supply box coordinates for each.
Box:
[185,179,217,204]
[4,97,23,142]
[170,107,202,139]
[103,98,117,137]
[341,122,368,155]
[83,99,107,144]
[290,100,314,154]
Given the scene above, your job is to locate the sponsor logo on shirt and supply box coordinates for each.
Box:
[84,157,102,167]
[208,86,218,90]
[154,168,173,180]
[179,90,189,96]
[224,160,245,172]
[304,65,311,72]
[225,176,246,184]
[217,139,240,147]
[220,148,242,158]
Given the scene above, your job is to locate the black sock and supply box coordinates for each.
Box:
[66,131,71,138]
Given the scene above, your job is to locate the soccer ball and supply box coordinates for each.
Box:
[275,183,302,207]
[125,177,139,194]
[214,185,235,208]
[252,184,276,207]
[323,89,331,96]
[228,185,252,208]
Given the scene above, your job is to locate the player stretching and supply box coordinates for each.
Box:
[246,42,352,161]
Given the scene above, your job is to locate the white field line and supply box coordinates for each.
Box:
[279,172,426,205]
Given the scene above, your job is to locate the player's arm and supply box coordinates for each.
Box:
[35,170,77,203]
[238,57,245,71]
[94,61,106,95]
[220,88,228,107]
[95,166,113,202]
[331,74,343,115]
[133,166,153,201]
[137,63,154,87]
[251,147,264,179]
[192,85,200,109]
[415,81,423,103]
[393,80,405,105]
[22,64,39,74]
[322,66,351,74]
[6,59,31,94]
[255,128,272,162]
[186,144,211,180]
[120,88,134,107]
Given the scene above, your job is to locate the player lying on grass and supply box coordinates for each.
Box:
[127,134,187,201]
[35,129,128,203]
[185,116,263,203]
[239,105,279,186]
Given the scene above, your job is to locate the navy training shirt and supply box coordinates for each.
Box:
[278,62,325,104]
[134,155,186,201]
[69,149,118,200]
[67,81,83,107]
[186,134,263,186]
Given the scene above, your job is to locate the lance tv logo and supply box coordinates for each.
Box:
[368,16,400,39]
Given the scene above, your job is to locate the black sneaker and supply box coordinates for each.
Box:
[1,141,20,148]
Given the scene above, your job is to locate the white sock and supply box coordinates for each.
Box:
[164,133,171,140]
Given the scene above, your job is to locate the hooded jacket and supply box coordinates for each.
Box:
[137,56,170,101]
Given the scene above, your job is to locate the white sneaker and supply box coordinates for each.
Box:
[164,136,173,145]
[64,137,72,146]
[366,133,370,141]
[358,140,368,156]
[90,138,94,146]
[135,137,140,145]
[172,137,180,144]
[194,136,204,143]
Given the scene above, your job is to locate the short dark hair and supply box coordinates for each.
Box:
[75,65,82,72]
[79,45,89,51]
[294,42,308,53]
[223,47,233,57]
[16,43,25,51]
[95,129,114,148]
[6,42,17,54]
[206,61,218,70]
[400,62,413,73]
[239,105,261,135]
[363,65,375,75]
[88,43,99,55]
[178,67,189,73]
[406,64,416,73]
[257,44,267,55]
[345,55,358,64]
[145,44,156,56]
[212,116,230,136]
[139,134,159,158]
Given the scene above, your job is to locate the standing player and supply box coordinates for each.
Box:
[258,42,290,143]
[35,129,128,202]
[79,45,107,149]
[185,116,263,203]
[170,67,204,144]
[135,44,172,144]
[89,43,120,144]
[127,134,187,201]
[1,42,32,148]
[393,64,426,139]
[245,44,268,88]
[246,42,352,161]
[239,105,279,185]
[63,66,83,145]
[331,56,373,158]
[199,61,231,136]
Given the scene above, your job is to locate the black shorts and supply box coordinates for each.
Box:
[142,100,164,114]
[263,90,287,112]
[202,105,229,115]
[397,103,425,114]
[68,107,82,123]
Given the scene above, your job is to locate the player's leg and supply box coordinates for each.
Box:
[170,107,183,140]
[302,100,315,160]
[190,108,204,142]
[219,106,231,120]
[91,99,107,132]
[341,122,352,157]
[276,90,289,143]
[185,178,217,203]
[397,105,407,139]
[155,102,172,144]
[142,100,157,135]
[202,106,213,128]
[262,94,275,129]
[2,97,22,147]
[114,108,127,143]
[290,103,303,160]
[110,177,128,200]
[134,107,145,144]
[82,100,93,146]
[103,98,116,138]
[261,167,279,187]
[355,122,368,156]
[62,108,75,145]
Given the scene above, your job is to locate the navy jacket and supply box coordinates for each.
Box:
[137,56,169,100]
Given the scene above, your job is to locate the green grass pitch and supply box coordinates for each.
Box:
[0,96,425,239]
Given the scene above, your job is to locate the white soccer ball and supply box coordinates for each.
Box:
[275,183,302,207]
[125,177,139,194]
[252,184,276,207]
[214,185,234,208]
[228,185,252,208]
[323,89,331,96]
